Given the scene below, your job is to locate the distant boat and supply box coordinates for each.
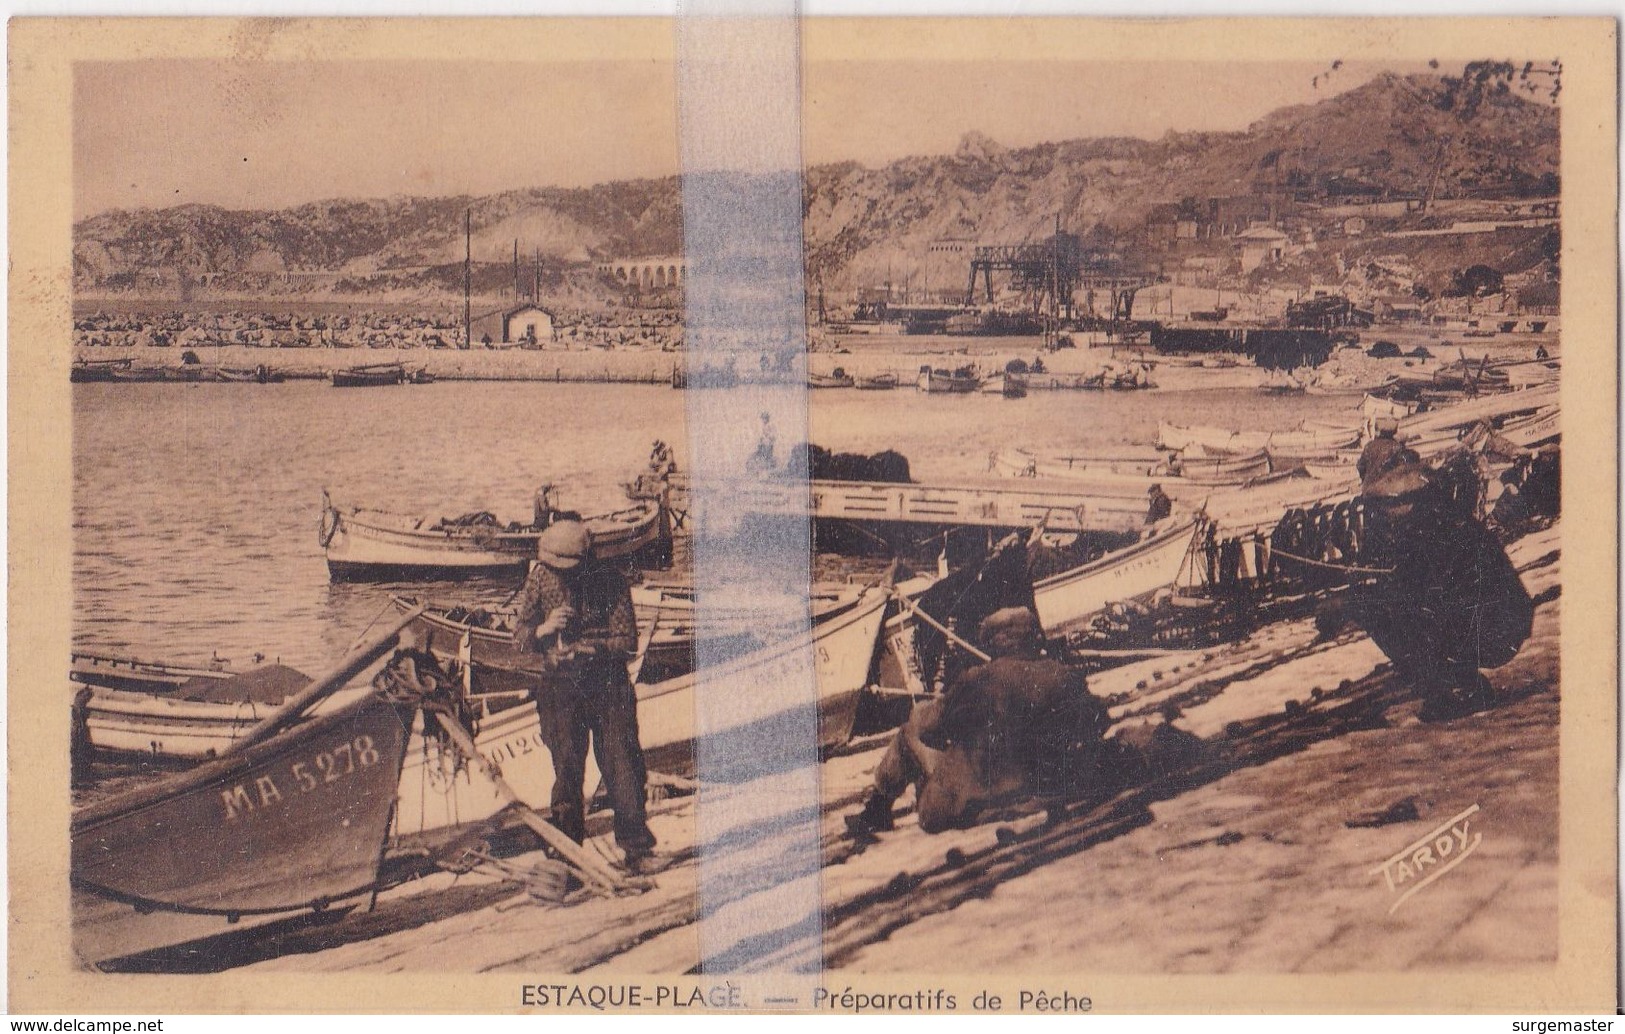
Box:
[331,362,405,387]
[980,373,1028,398]
[70,357,133,383]
[215,364,284,384]
[808,368,855,389]
[854,372,899,390]
[917,365,980,394]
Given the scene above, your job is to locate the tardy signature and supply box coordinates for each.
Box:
[1369,804,1483,914]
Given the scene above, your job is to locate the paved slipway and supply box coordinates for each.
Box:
[231,522,1562,978]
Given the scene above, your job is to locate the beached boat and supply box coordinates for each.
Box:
[809,369,856,389]
[1496,408,1560,449]
[331,362,406,388]
[854,372,899,390]
[989,448,1163,482]
[1301,452,1362,480]
[387,584,893,845]
[1032,519,1204,632]
[320,493,666,580]
[72,619,429,966]
[1304,379,1372,397]
[1176,449,1273,485]
[917,366,980,394]
[392,581,865,695]
[1156,422,1360,456]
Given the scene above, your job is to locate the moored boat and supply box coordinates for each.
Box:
[72,649,233,695]
[320,493,667,580]
[1032,519,1205,632]
[980,373,1028,398]
[76,663,312,763]
[916,365,980,394]
[331,362,406,388]
[809,368,856,389]
[71,357,135,383]
[854,372,899,390]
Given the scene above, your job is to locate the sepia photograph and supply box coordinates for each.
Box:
[9,14,1617,1014]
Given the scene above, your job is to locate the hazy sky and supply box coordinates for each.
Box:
[75,57,1442,218]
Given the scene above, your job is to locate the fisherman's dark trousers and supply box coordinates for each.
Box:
[532,665,656,855]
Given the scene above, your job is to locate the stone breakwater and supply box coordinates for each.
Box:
[70,329,1555,390]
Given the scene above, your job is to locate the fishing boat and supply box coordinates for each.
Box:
[72,649,234,695]
[1175,449,1273,485]
[1032,519,1205,633]
[808,368,856,389]
[989,448,1163,482]
[916,365,980,394]
[1304,378,1372,397]
[76,663,313,764]
[392,581,866,693]
[320,493,666,580]
[1156,422,1360,456]
[331,362,406,388]
[1301,452,1362,480]
[854,372,899,390]
[72,617,430,966]
[387,584,893,845]
[70,357,135,383]
[214,364,285,384]
[980,373,1028,399]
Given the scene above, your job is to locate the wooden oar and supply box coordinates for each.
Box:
[425,709,646,898]
[894,593,991,663]
[222,605,426,756]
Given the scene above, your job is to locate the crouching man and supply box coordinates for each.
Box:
[847,607,1110,837]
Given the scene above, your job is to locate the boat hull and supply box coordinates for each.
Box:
[72,692,417,966]
[1033,520,1201,632]
[389,589,890,842]
[323,501,665,581]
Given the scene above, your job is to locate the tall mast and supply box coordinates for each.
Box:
[463,208,472,348]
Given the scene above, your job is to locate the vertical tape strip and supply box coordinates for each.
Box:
[677,3,823,982]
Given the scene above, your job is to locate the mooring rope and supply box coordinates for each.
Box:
[1269,547,1395,576]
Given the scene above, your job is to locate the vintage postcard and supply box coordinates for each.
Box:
[8,15,1617,1014]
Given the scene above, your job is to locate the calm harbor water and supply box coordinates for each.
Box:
[72,380,1351,674]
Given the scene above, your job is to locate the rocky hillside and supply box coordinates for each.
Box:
[75,71,1557,301]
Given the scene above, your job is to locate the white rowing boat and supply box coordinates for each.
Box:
[1156,422,1360,456]
[387,584,892,844]
[1032,519,1204,632]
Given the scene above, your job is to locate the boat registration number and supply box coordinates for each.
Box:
[219,735,383,821]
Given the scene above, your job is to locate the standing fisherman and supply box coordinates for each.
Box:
[512,520,666,874]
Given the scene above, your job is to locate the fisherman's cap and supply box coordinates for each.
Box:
[979,607,1040,641]
[1375,416,1400,434]
[536,520,592,569]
